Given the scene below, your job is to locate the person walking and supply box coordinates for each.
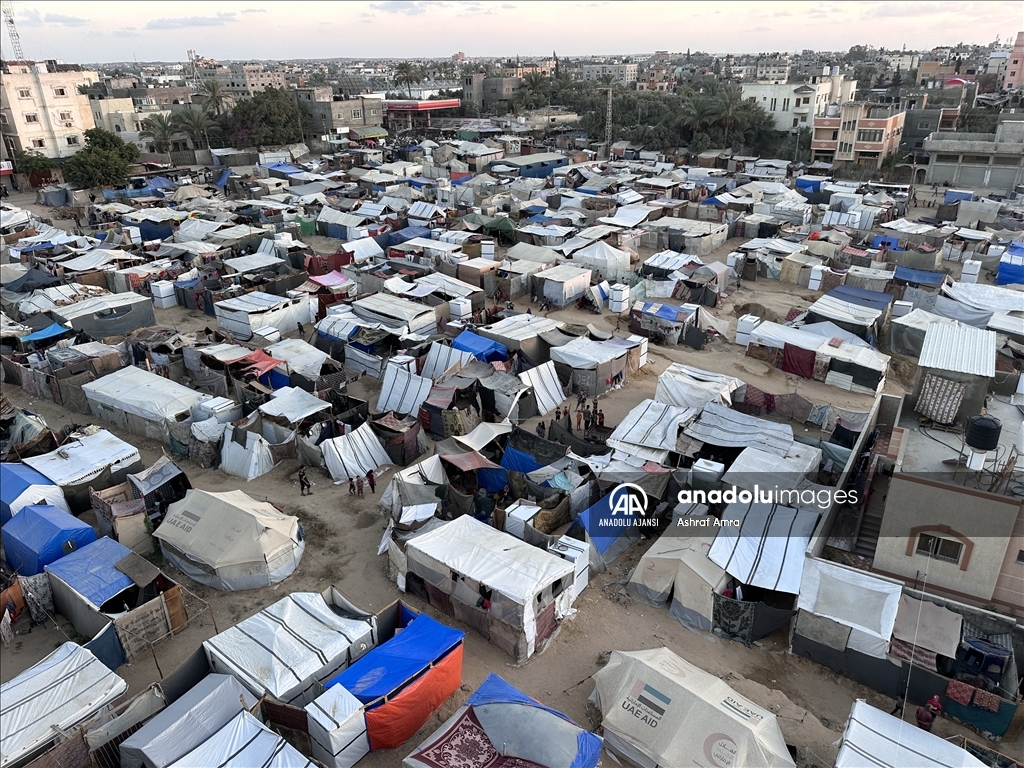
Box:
[536,420,546,438]
[296,321,305,339]
[349,478,356,495]
[356,475,364,496]
[597,409,605,427]
[916,696,941,731]
[583,405,593,431]
[366,470,376,494]
[576,408,584,430]
[576,389,586,411]
[298,466,312,496]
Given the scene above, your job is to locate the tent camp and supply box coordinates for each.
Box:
[0,643,127,768]
[50,293,155,339]
[203,589,377,706]
[352,294,437,336]
[572,240,632,280]
[214,292,310,341]
[477,313,564,364]
[377,363,433,415]
[321,422,392,483]
[166,710,314,768]
[452,329,507,362]
[591,648,795,768]
[24,429,143,512]
[2,504,96,576]
[0,462,69,525]
[404,515,575,663]
[537,264,592,307]
[626,508,728,632]
[404,673,602,768]
[835,700,985,768]
[82,367,210,443]
[327,612,465,751]
[518,360,565,415]
[654,363,745,408]
[155,489,305,591]
[119,674,258,768]
[550,336,638,396]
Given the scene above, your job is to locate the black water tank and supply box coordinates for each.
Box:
[965,414,1002,452]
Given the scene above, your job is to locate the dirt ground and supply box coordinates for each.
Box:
[0,184,996,765]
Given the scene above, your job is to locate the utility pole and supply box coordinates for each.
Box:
[2,0,25,61]
[604,86,613,160]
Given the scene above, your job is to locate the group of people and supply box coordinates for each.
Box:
[535,389,606,439]
[296,466,377,497]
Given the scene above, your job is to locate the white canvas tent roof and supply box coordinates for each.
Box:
[119,674,258,768]
[683,402,793,456]
[655,363,745,409]
[352,293,436,335]
[0,643,127,768]
[592,648,795,768]
[203,591,375,706]
[507,241,560,264]
[82,366,209,438]
[518,360,564,415]
[836,700,985,768]
[167,710,314,768]
[606,399,695,463]
[321,422,391,482]
[155,489,304,591]
[572,240,631,276]
[305,684,370,768]
[707,502,819,594]
[377,363,433,415]
[265,338,331,379]
[259,387,332,425]
[24,429,141,487]
[549,336,626,369]
[419,342,476,379]
[452,420,512,452]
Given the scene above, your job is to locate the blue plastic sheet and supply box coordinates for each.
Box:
[500,445,543,474]
[893,266,945,286]
[1,463,58,525]
[2,505,96,575]
[84,623,127,672]
[452,330,507,362]
[327,614,463,703]
[827,284,894,310]
[45,537,134,608]
[20,323,70,343]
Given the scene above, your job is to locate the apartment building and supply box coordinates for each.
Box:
[636,65,676,92]
[923,120,1024,189]
[741,68,856,132]
[197,61,285,100]
[581,63,638,84]
[463,74,522,109]
[1004,31,1024,90]
[732,55,792,84]
[293,87,384,142]
[0,60,100,161]
[811,102,906,169]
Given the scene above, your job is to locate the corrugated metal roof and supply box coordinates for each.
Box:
[918,322,996,376]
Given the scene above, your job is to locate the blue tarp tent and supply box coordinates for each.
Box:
[137,219,174,242]
[893,265,945,286]
[267,162,303,177]
[871,235,903,251]
[500,444,543,474]
[452,330,507,362]
[0,463,69,525]
[996,242,1024,286]
[45,537,134,610]
[388,226,431,246]
[944,189,974,204]
[147,176,175,190]
[639,301,694,323]
[2,505,97,575]
[214,169,231,188]
[526,214,555,223]
[20,323,72,343]
[571,490,644,568]
[828,284,894,311]
[795,177,824,192]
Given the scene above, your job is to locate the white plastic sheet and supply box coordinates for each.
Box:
[322,422,391,483]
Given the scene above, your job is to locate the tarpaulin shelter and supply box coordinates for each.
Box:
[575,491,644,572]
[0,643,127,768]
[214,292,310,342]
[119,674,258,768]
[418,341,476,379]
[835,700,985,768]
[219,427,277,481]
[156,489,305,591]
[404,673,601,768]
[591,648,795,768]
[50,293,156,339]
[995,241,1024,285]
[654,363,745,409]
[2,504,96,576]
[44,536,140,636]
[259,386,332,428]
[165,710,314,768]
[452,329,507,362]
[0,462,69,525]
[572,240,632,280]
[537,264,592,307]
[633,301,695,346]
[606,399,693,464]
[404,515,575,663]
[2,268,59,293]
[306,681,370,768]
[19,322,73,344]
[328,613,465,751]
[322,421,392,482]
[518,360,565,415]
[203,588,376,706]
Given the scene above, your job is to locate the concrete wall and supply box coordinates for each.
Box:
[873,475,1022,608]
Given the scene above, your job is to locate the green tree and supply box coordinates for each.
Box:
[888,69,903,92]
[198,79,232,116]
[518,72,550,110]
[220,87,305,147]
[13,150,56,176]
[596,73,617,89]
[83,127,140,162]
[63,148,134,188]
[712,86,746,147]
[394,62,420,98]
[171,107,221,149]
[956,105,999,132]
[679,96,715,133]
[976,73,998,94]
[140,114,176,152]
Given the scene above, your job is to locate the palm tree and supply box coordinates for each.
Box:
[140,114,176,153]
[198,79,232,116]
[519,72,550,110]
[713,86,746,148]
[596,73,617,89]
[679,96,715,135]
[394,62,420,98]
[171,107,222,149]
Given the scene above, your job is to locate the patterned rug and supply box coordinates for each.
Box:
[414,708,546,768]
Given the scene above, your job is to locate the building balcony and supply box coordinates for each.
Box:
[793,105,810,115]
[811,139,836,149]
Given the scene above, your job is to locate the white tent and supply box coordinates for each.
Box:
[203,590,376,706]
[119,674,258,768]
[167,710,314,768]
[82,367,210,443]
[265,338,331,381]
[452,420,512,451]
[24,429,142,494]
[321,422,391,483]
[707,502,819,594]
[220,428,276,480]
[0,643,127,768]
[214,292,309,341]
[654,363,746,409]
[380,455,447,517]
[835,700,985,768]
[572,240,632,280]
[352,294,436,335]
[591,648,795,768]
[538,264,592,306]
[507,241,560,264]
[305,684,370,768]
[419,342,476,379]
[259,387,332,427]
[377,363,433,415]
[155,489,305,591]
[517,360,565,415]
[606,399,695,464]
[796,559,902,660]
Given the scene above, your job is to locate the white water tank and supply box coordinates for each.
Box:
[692,459,725,484]
[449,298,472,319]
[808,265,825,291]
[892,300,913,318]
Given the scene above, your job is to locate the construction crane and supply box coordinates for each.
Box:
[2,0,25,61]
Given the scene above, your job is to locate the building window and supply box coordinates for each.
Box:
[114,125,122,132]
[769,98,777,111]
[58,111,73,121]
[782,98,790,111]
[369,109,377,116]
[66,135,80,145]
[24,113,39,123]
[935,154,960,163]
[963,155,991,165]
[95,111,102,121]
[993,156,1021,166]
[800,116,807,123]
[832,130,838,140]
[916,533,964,564]
[31,138,45,148]
[857,129,883,142]
[52,87,67,97]
[1016,549,1024,564]
[351,110,361,119]
[17,88,31,98]
[918,121,932,129]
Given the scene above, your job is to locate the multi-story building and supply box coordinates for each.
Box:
[636,65,676,92]
[496,58,556,78]
[463,73,522,109]
[581,63,638,84]
[293,87,383,144]
[901,104,960,164]
[880,52,920,73]
[0,60,100,161]
[741,68,856,132]
[1004,31,1024,90]
[923,119,1024,189]
[196,61,284,100]
[811,102,906,169]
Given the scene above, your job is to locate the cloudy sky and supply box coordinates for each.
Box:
[6,0,1017,64]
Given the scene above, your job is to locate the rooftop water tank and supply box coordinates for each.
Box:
[965,414,1001,452]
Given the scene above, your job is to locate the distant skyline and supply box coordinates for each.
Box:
[5,0,1018,65]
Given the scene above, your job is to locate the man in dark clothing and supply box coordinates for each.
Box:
[597,409,605,427]
[296,322,305,339]
[916,696,941,731]
[536,421,546,438]
[298,466,312,496]
[366,470,376,494]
